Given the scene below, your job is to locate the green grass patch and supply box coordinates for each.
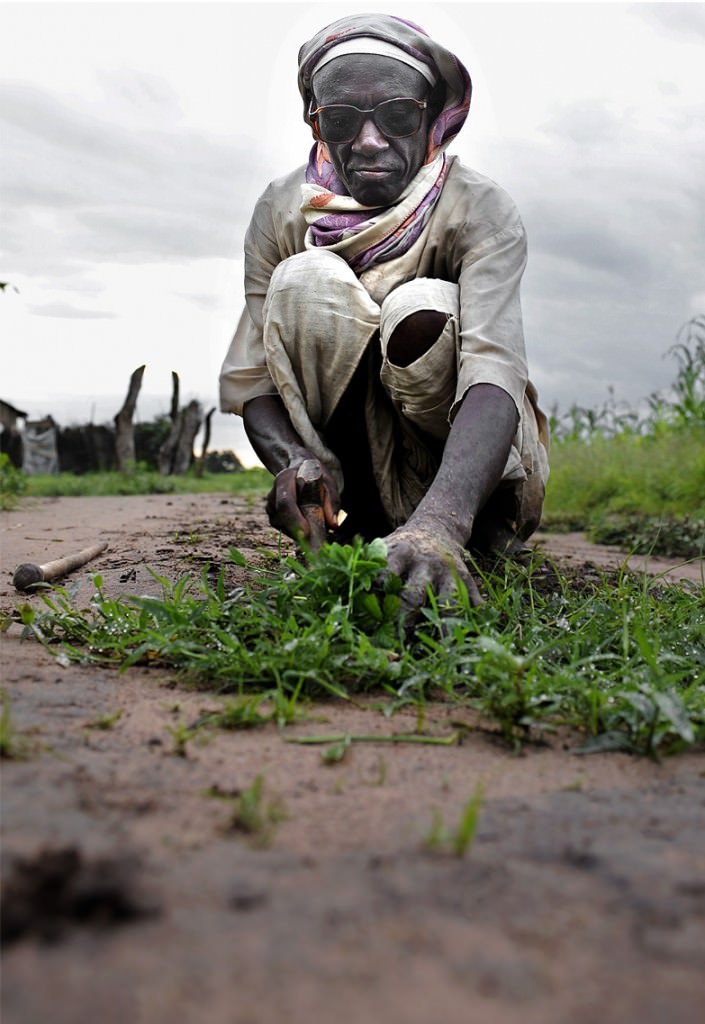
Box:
[543,315,705,555]
[16,538,705,759]
[543,423,705,556]
[19,466,271,499]
[544,424,705,522]
[0,454,28,510]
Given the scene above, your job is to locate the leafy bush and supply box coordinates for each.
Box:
[588,514,705,559]
[203,450,245,473]
[0,453,27,509]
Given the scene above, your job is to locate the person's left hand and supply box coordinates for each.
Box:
[381,520,482,615]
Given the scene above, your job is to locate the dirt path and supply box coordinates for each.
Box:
[533,530,704,587]
[1,495,704,1024]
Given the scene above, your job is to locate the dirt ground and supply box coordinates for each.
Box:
[1,493,704,1024]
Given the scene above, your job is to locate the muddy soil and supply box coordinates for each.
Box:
[1,493,704,1024]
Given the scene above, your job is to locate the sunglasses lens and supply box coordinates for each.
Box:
[376,99,424,138]
[317,107,361,143]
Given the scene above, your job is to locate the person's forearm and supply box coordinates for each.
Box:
[408,383,518,545]
[243,395,311,475]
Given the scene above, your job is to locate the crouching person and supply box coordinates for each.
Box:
[220,13,549,612]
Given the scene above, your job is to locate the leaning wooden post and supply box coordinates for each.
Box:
[197,406,215,477]
[158,400,203,476]
[169,371,180,423]
[114,365,145,472]
[173,400,202,475]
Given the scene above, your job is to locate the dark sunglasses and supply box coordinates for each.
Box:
[309,97,428,144]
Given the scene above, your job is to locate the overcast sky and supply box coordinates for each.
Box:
[1,1,704,461]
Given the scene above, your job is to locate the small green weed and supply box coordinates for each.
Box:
[321,734,352,764]
[167,719,195,757]
[192,695,272,731]
[228,774,287,845]
[84,709,124,731]
[172,531,203,546]
[425,782,485,856]
[0,692,28,760]
[366,755,388,786]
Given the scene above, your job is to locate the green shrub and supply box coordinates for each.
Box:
[0,453,27,509]
[543,424,705,554]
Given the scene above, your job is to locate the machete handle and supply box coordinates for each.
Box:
[295,459,328,553]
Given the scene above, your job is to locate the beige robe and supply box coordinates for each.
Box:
[220,156,549,533]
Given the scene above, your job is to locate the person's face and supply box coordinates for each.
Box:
[311,55,431,206]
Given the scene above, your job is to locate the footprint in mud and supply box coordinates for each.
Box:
[1,845,160,945]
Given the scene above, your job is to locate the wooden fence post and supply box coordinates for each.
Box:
[158,399,202,475]
[114,365,145,472]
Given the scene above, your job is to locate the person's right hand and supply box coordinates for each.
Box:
[265,458,341,542]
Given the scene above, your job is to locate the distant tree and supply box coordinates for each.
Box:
[135,416,172,468]
[204,450,244,473]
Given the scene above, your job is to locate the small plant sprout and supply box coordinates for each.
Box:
[0,692,27,760]
[321,734,352,764]
[85,709,124,731]
[424,781,485,857]
[228,774,287,846]
[167,719,195,758]
[172,531,203,546]
[366,754,388,787]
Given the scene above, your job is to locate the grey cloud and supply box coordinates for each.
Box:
[471,96,705,412]
[531,213,656,286]
[0,81,270,277]
[539,100,628,149]
[72,204,239,263]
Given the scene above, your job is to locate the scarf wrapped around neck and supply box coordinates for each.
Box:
[297,14,471,274]
[301,151,448,274]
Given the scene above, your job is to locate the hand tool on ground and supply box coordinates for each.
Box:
[12,540,109,592]
[295,460,329,554]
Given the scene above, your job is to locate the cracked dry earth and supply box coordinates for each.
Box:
[1,493,704,1024]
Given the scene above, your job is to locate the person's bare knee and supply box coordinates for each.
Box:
[386,309,449,367]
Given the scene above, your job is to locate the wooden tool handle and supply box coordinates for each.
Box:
[296,460,328,553]
[13,540,109,591]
